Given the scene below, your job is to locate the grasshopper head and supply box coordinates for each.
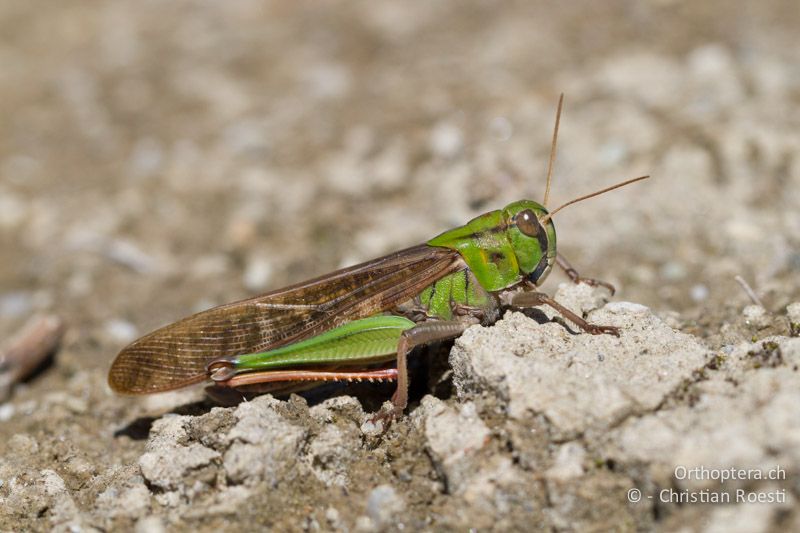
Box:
[501,200,557,286]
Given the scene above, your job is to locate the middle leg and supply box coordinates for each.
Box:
[376,318,479,423]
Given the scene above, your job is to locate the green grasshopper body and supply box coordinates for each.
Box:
[109,99,646,419]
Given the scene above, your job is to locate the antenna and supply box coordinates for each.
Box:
[539,175,650,225]
[542,93,564,208]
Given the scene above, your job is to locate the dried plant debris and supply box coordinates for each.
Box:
[0,315,65,401]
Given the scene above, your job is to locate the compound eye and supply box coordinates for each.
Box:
[515,209,541,237]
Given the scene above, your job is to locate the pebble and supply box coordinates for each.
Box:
[787,303,800,325]
[243,255,273,292]
[367,485,404,525]
[104,239,157,274]
[8,433,39,454]
[354,516,374,532]
[325,507,340,526]
[104,319,138,344]
[135,516,166,533]
[742,305,770,329]
[690,284,709,302]
[0,291,33,318]
[546,442,587,481]
[660,261,687,281]
[429,122,463,158]
[0,404,13,421]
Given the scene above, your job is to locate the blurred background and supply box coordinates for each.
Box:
[2,0,799,354]
[1,0,799,529]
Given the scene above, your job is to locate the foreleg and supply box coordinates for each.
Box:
[511,290,619,336]
[556,253,616,295]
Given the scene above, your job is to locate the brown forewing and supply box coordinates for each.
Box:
[108,244,463,394]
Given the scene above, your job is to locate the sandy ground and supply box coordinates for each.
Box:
[1,1,799,531]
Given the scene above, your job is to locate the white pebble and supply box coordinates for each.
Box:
[430,122,463,158]
[325,507,340,524]
[0,291,33,318]
[104,319,138,344]
[367,485,404,525]
[690,284,709,302]
[243,255,273,292]
[0,403,15,422]
[135,516,166,533]
[742,305,770,328]
[787,303,800,324]
[660,261,687,281]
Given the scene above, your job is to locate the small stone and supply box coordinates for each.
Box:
[325,507,340,525]
[419,397,490,493]
[222,396,307,485]
[354,515,375,532]
[135,516,166,533]
[546,442,587,481]
[786,303,800,325]
[366,485,405,526]
[97,482,151,518]
[104,319,138,344]
[429,122,463,158]
[742,305,770,329]
[105,239,157,274]
[308,424,354,487]
[690,284,709,302]
[0,403,15,421]
[243,254,273,292]
[64,456,95,483]
[0,291,33,318]
[660,261,687,281]
[39,469,79,523]
[450,284,709,440]
[139,442,219,491]
[8,433,39,454]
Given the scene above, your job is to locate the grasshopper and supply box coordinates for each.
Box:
[109,96,648,421]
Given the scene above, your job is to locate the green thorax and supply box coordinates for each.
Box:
[417,270,491,321]
[426,200,557,292]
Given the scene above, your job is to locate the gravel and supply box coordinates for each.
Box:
[1,1,799,530]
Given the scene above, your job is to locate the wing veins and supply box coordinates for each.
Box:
[109,244,463,394]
